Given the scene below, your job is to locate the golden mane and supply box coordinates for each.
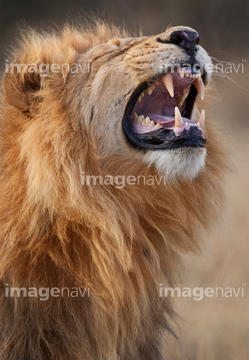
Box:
[0,23,229,359]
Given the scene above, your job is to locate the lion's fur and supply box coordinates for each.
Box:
[0,23,228,359]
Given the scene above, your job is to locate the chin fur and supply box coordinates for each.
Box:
[144,147,207,181]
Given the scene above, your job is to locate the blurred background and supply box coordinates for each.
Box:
[0,0,249,359]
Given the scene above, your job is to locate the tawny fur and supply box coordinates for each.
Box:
[0,23,228,360]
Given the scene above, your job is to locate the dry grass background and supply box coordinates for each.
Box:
[167,68,249,359]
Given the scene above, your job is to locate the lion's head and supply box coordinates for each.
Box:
[2,24,212,183]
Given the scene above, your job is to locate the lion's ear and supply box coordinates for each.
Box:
[2,66,41,111]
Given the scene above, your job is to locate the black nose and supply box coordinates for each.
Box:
[170,30,199,51]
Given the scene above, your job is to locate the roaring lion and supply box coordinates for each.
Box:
[0,23,228,359]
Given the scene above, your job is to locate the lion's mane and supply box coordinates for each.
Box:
[0,23,228,360]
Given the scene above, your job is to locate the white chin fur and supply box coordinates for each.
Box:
[144,147,206,181]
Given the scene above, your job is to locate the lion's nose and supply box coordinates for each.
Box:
[170,29,199,51]
[157,27,200,52]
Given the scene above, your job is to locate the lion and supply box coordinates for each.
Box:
[0,22,228,360]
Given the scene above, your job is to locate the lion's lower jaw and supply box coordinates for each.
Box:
[144,147,207,181]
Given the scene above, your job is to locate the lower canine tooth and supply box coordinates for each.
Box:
[197,109,205,128]
[175,106,184,128]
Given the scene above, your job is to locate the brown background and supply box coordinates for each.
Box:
[0,0,249,358]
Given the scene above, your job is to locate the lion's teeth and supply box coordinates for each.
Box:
[197,110,205,128]
[179,69,185,79]
[154,123,163,129]
[174,107,184,128]
[144,116,151,125]
[146,84,155,95]
[138,92,145,102]
[133,113,139,123]
[142,84,156,97]
[185,121,189,127]
[193,77,205,100]
[161,73,174,98]
[138,115,145,123]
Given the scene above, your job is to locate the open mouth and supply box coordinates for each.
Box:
[122,67,207,150]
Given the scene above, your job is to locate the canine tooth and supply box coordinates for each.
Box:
[174,107,184,128]
[197,110,205,128]
[193,77,205,100]
[138,115,144,123]
[154,123,163,129]
[161,73,174,98]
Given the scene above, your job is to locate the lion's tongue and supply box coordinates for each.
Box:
[144,113,175,128]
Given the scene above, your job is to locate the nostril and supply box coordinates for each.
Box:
[170,30,200,51]
[170,33,185,45]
